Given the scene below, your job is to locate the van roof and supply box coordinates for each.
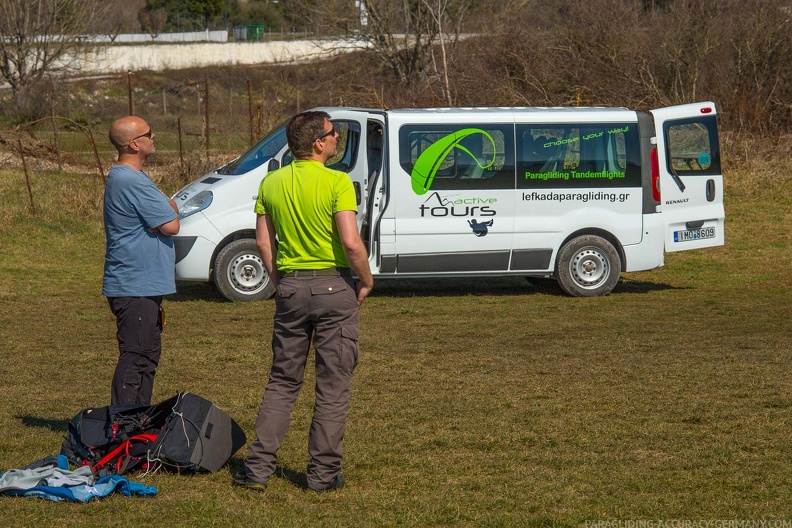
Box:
[316,106,638,122]
[389,106,630,113]
[388,107,637,119]
[317,106,631,112]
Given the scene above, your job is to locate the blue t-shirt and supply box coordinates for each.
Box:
[102,164,178,297]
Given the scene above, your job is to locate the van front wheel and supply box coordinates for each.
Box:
[213,238,275,302]
[555,235,621,297]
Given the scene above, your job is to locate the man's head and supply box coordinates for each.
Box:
[109,116,156,162]
[286,111,338,161]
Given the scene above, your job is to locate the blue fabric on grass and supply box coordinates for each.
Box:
[1,475,156,502]
[1,458,157,503]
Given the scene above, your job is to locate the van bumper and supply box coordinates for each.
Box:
[174,235,217,281]
[622,213,665,272]
[172,210,226,282]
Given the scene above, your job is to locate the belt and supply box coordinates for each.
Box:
[280,268,352,278]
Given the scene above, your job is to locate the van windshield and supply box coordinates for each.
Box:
[217,121,288,175]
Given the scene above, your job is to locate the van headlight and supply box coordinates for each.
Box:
[179,190,213,219]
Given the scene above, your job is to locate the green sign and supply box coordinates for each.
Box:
[410,128,496,195]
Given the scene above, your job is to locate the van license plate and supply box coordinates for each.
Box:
[674,227,716,242]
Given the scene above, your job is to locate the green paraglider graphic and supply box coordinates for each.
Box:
[410,128,497,195]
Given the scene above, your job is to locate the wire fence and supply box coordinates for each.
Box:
[0,70,308,195]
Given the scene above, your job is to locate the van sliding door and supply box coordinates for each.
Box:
[389,121,516,274]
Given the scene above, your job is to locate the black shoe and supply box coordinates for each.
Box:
[232,472,267,492]
[309,473,345,493]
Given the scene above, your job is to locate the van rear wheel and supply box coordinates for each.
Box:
[555,235,621,297]
[213,238,275,302]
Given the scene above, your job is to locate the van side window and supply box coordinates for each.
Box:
[663,115,721,176]
[280,121,361,172]
[398,124,514,191]
[516,124,641,189]
[327,121,360,172]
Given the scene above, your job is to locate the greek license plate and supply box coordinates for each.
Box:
[674,226,716,242]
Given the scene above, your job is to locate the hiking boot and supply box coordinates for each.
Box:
[309,473,345,493]
[232,472,267,492]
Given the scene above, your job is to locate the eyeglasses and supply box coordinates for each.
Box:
[131,128,153,142]
[315,125,336,142]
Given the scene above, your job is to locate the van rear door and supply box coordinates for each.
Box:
[649,102,725,252]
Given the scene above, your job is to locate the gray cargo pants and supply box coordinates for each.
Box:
[243,272,360,490]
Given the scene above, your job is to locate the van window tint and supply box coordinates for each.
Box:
[663,115,720,176]
[516,123,641,189]
[281,120,360,172]
[398,125,514,192]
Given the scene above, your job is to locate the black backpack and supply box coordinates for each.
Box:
[61,393,247,476]
[60,395,178,476]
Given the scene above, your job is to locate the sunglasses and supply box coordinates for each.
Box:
[131,128,153,142]
[315,125,336,142]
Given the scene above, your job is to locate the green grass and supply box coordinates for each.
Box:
[0,169,790,526]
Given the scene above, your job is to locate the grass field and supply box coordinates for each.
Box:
[0,162,790,526]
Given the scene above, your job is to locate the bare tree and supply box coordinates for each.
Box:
[721,0,792,134]
[0,0,102,108]
[290,0,475,90]
[358,0,440,86]
[138,7,169,38]
[97,0,145,42]
[421,0,472,104]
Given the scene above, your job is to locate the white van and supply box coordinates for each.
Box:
[172,103,724,300]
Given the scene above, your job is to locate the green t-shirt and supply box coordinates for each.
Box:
[254,160,358,272]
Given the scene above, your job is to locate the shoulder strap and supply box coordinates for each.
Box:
[93,433,159,474]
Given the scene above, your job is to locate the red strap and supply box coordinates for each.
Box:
[93,433,159,472]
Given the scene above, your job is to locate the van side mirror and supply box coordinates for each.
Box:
[267,159,280,172]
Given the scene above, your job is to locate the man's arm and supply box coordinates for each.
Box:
[334,210,373,304]
[255,213,280,289]
[156,198,180,236]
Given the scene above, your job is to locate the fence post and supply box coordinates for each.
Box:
[51,104,63,172]
[18,139,36,215]
[204,72,210,162]
[127,71,135,115]
[178,117,184,176]
[248,79,254,145]
[86,128,106,184]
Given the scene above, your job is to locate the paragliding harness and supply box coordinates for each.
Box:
[60,393,246,476]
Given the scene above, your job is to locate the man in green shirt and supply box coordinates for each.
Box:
[235,111,374,493]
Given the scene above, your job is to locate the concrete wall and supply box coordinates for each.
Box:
[90,30,229,43]
[70,39,362,74]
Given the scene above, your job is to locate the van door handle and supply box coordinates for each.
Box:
[354,182,362,205]
[706,179,715,202]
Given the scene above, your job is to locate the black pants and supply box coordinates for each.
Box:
[107,296,163,406]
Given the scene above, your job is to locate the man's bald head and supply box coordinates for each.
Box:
[109,116,149,150]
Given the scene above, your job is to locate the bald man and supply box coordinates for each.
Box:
[103,116,179,405]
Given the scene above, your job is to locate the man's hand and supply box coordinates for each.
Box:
[355,280,374,305]
[335,210,373,305]
[256,214,280,289]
